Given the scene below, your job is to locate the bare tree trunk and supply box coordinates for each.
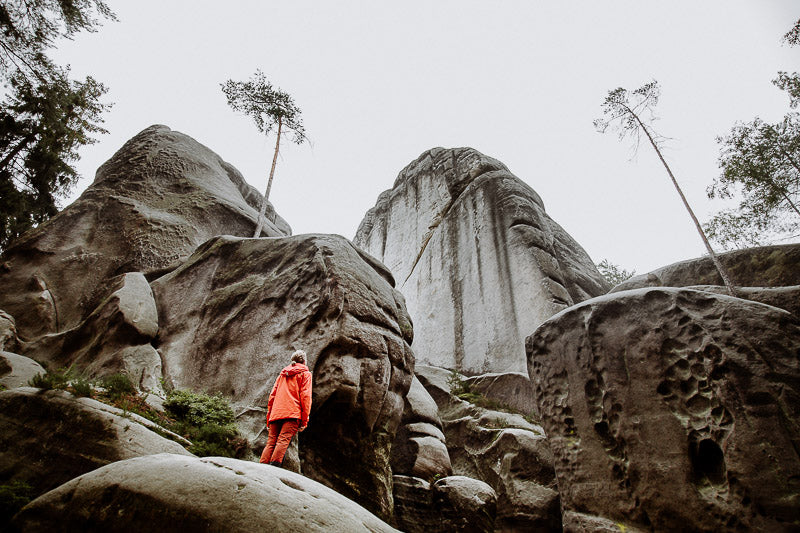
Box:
[253,117,282,237]
[633,113,737,296]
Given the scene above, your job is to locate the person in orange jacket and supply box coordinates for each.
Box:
[259,349,313,467]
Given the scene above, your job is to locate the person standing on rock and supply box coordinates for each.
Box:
[260,349,313,467]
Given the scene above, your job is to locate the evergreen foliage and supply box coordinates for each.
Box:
[1,70,109,249]
[705,19,800,249]
[596,259,635,287]
[221,70,307,237]
[0,0,113,252]
[595,81,736,296]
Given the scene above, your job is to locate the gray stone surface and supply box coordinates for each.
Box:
[0,311,19,353]
[355,147,608,375]
[0,352,44,390]
[0,388,191,504]
[0,125,290,342]
[416,365,561,531]
[12,454,399,533]
[527,288,800,531]
[464,371,538,417]
[21,272,163,391]
[611,243,800,292]
[391,376,452,480]
[392,475,497,533]
[150,233,414,520]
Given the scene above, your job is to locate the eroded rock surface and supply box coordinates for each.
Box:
[415,365,561,531]
[12,454,399,533]
[393,475,496,533]
[150,234,414,520]
[355,147,608,374]
[0,388,191,507]
[527,288,800,531]
[0,125,289,341]
[0,352,44,390]
[21,272,163,391]
[391,376,451,480]
[612,243,800,291]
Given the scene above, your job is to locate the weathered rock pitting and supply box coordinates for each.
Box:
[527,287,800,531]
[355,147,608,375]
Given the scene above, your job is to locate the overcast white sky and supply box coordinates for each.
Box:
[52,1,798,275]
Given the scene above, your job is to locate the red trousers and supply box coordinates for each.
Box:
[259,418,300,465]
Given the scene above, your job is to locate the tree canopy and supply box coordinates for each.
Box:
[704,18,800,249]
[221,70,307,237]
[0,70,110,249]
[0,0,115,80]
[0,0,114,251]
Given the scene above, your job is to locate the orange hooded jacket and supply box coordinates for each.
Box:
[267,362,312,426]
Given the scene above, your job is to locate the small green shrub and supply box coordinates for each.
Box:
[164,389,235,427]
[164,389,245,458]
[447,369,470,396]
[100,373,136,398]
[0,480,34,524]
[70,377,94,398]
[28,368,70,390]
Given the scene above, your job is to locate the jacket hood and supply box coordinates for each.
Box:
[281,363,310,377]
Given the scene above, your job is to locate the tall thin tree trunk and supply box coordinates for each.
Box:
[253,117,282,237]
[632,112,737,296]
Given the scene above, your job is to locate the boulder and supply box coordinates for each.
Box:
[527,288,800,531]
[611,243,800,291]
[0,125,290,341]
[0,388,191,506]
[355,147,608,375]
[463,371,538,417]
[150,233,414,520]
[416,365,561,531]
[393,475,497,533]
[0,352,44,390]
[0,311,19,353]
[12,454,399,532]
[391,376,451,480]
[20,272,162,391]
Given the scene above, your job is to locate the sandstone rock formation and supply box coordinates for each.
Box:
[391,376,452,480]
[355,147,608,375]
[150,233,414,520]
[0,311,19,353]
[0,125,289,342]
[0,352,44,390]
[527,288,800,531]
[12,454,399,532]
[0,388,191,511]
[415,365,561,530]
[393,475,497,533]
[21,272,163,391]
[612,243,800,291]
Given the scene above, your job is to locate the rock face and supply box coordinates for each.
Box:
[21,272,163,391]
[391,376,452,480]
[355,147,608,375]
[0,388,191,504]
[150,233,414,520]
[0,125,290,342]
[393,475,497,533]
[415,365,561,531]
[527,288,800,531]
[0,352,45,390]
[612,243,800,291]
[12,454,399,533]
